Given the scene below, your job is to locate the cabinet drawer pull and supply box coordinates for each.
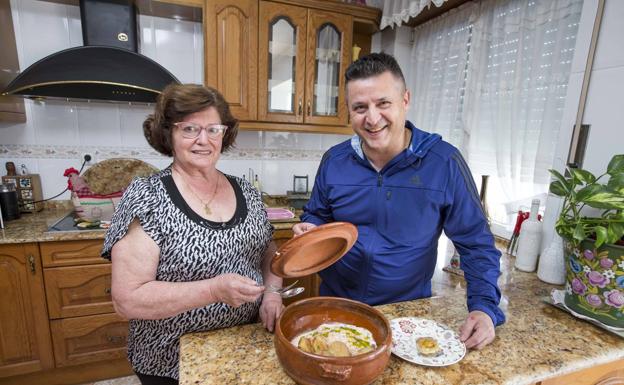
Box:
[107,335,124,343]
[307,101,311,116]
[28,255,35,274]
[298,98,302,115]
[105,287,111,295]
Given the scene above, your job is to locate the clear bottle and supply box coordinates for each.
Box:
[253,175,261,191]
[515,199,543,272]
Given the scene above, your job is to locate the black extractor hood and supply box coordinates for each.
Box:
[2,0,180,103]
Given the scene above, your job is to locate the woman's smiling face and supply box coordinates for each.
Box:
[172,106,224,171]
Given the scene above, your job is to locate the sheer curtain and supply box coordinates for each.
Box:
[467,0,583,232]
[407,2,478,155]
[380,0,449,29]
[406,0,583,235]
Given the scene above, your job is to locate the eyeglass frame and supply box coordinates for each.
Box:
[173,122,228,139]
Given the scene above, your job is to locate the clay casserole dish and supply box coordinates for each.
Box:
[271,222,392,385]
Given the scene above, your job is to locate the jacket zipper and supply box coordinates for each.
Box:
[362,172,383,301]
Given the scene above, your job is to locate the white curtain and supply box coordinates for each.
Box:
[407,2,478,155]
[314,25,341,116]
[381,0,450,29]
[406,0,583,233]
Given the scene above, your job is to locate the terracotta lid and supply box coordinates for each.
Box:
[271,222,358,278]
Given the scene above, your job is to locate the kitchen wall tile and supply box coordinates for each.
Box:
[217,159,261,184]
[31,101,79,146]
[13,0,79,69]
[593,0,624,71]
[263,132,296,149]
[147,158,171,170]
[320,133,350,150]
[234,131,262,149]
[294,133,322,150]
[140,15,203,84]
[76,102,122,146]
[36,158,75,199]
[261,160,319,195]
[119,105,152,146]
[0,101,36,145]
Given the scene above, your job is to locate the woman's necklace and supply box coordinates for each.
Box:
[175,168,220,216]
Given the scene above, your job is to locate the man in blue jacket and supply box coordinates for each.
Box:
[293,52,504,350]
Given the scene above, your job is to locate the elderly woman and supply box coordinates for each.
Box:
[102,84,283,385]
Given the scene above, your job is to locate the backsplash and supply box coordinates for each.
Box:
[0,0,351,199]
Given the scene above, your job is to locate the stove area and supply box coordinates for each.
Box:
[46,213,107,233]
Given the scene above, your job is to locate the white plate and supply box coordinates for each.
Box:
[390,317,466,366]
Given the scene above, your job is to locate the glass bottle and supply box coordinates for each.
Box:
[515,199,542,272]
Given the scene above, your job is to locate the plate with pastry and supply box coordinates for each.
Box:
[390,317,466,366]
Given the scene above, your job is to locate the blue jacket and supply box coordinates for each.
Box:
[302,121,505,326]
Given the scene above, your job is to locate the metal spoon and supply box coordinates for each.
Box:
[278,286,305,298]
[265,280,299,294]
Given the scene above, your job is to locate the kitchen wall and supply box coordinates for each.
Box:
[0,0,350,199]
[541,0,624,251]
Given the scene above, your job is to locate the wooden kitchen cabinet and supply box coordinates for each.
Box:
[0,240,132,385]
[206,0,380,134]
[273,228,320,306]
[0,0,26,123]
[205,0,258,121]
[0,244,54,378]
[258,2,351,126]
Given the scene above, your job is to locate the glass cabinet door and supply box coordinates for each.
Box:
[305,10,351,126]
[258,2,306,123]
[313,24,341,117]
[268,18,296,114]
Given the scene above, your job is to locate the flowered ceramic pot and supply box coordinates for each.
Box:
[564,239,624,328]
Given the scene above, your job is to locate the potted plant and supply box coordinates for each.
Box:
[549,154,624,328]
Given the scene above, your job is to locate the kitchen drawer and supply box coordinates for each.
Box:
[44,265,113,319]
[40,240,107,267]
[50,313,128,368]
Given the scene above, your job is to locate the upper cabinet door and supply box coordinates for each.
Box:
[205,0,258,120]
[258,2,307,123]
[304,10,352,126]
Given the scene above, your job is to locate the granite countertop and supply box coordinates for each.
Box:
[0,207,298,244]
[179,249,624,385]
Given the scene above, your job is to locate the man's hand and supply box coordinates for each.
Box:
[292,222,317,236]
[259,292,284,332]
[458,310,496,350]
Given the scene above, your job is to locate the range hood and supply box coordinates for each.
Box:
[2,0,179,103]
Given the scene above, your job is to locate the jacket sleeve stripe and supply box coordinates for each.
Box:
[451,152,487,218]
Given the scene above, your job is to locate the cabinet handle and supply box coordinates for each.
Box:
[28,255,35,274]
[307,101,311,116]
[298,98,302,115]
[107,335,124,344]
[105,287,111,295]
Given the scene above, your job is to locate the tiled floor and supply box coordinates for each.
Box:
[81,375,140,385]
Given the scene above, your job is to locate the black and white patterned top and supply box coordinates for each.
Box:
[102,167,273,379]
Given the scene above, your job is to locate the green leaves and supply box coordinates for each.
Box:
[553,154,624,247]
[607,154,624,175]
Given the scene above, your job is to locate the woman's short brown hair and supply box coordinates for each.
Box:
[143,84,238,156]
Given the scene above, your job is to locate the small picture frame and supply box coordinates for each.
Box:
[4,178,17,187]
[293,175,309,194]
[21,189,33,199]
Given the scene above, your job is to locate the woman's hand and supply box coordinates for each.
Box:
[209,273,265,308]
[260,292,284,332]
[292,222,317,236]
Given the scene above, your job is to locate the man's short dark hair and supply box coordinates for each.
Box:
[345,52,406,89]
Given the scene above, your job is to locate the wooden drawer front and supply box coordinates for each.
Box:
[44,265,113,319]
[50,313,128,368]
[40,240,106,267]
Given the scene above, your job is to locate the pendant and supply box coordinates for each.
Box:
[204,204,211,215]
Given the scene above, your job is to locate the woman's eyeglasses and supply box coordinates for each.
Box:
[174,122,228,139]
